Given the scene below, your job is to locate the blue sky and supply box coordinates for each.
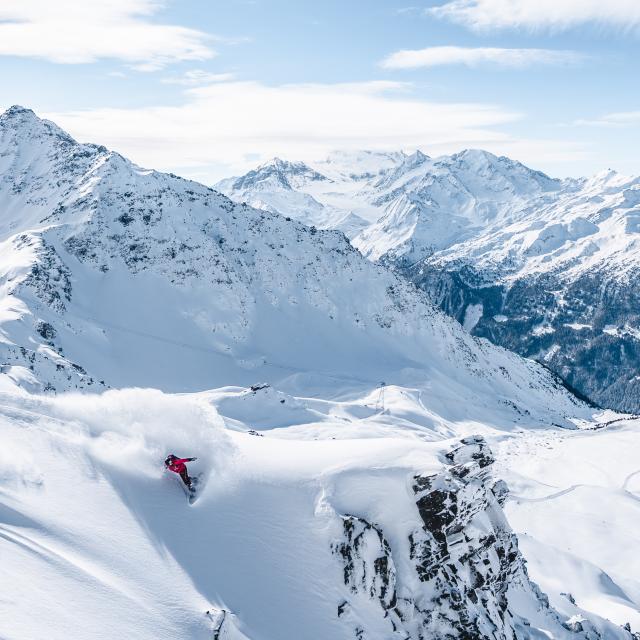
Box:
[1,0,639,181]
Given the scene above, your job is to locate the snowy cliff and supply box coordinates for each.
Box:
[2,386,634,640]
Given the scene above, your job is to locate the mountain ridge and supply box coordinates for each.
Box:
[219,147,640,412]
[0,105,588,429]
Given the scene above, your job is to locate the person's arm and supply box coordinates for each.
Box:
[174,457,197,465]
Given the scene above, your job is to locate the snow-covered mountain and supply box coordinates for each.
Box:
[217,149,560,262]
[0,106,586,428]
[215,157,368,238]
[406,168,640,413]
[354,149,560,263]
[1,106,638,640]
[221,150,640,413]
[215,150,420,239]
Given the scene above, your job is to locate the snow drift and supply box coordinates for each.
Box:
[1,384,633,639]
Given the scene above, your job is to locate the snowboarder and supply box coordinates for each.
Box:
[164,454,197,490]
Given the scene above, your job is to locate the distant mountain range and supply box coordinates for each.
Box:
[220,149,640,413]
[0,106,583,428]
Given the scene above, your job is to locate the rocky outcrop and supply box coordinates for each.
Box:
[333,515,401,632]
[332,437,634,639]
[409,262,640,413]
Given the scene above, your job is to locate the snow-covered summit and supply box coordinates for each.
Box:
[0,106,590,429]
[215,157,366,238]
[316,149,407,180]
[354,148,562,263]
[218,157,329,193]
[214,150,413,236]
[218,147,563,263]
[0,104,74,143]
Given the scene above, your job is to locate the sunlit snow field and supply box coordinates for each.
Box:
[2,374,638,639]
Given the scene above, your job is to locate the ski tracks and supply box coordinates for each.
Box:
[622,468,640,492]
[510,471,640,504]
[509,484,585,503]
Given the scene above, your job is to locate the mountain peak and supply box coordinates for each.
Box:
[0,104,76,146]
[408,149,429,162]
[260,156,288,168]
[1,105,37,119]
[450,148,499,165]
[259,157,314,173]
[401,149,430,170]
[318,149,407,179]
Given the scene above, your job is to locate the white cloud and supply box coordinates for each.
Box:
[42,79,587,182]
[574,111,640,127]
[381,46,584,69]
[0,0,214,69]
[161,70,236,86]
[428,0,640,31]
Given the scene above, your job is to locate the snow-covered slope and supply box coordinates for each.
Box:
[495,415,640,633]
[0,106,589,430]
[415,168,640,283]
[1,106,636,640]
[2,383,636,640]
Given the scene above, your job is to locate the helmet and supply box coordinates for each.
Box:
[164,454,175,467]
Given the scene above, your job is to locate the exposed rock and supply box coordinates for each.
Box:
[332,437,631,639]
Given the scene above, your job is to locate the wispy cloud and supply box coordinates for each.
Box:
[395,7,423,16]
[44,79,586,182]
[381,46,584,70]
[161,70,236,86]
[574,111,640,127]
[0,0,215,70]
[428,0,640,31]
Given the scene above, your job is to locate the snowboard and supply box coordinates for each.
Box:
[187,474,202,503]
[168,470,202,503]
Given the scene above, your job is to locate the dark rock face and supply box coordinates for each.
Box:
[333,517,398,614]
[332,438,630,640]
[407,262,640,414]
[20,236,72,313]
[405,439,523,639]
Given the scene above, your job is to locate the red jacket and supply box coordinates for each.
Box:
[166,457,193,474]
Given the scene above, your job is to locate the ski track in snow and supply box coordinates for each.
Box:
[509,483,585,503]
[622,469,640,492]
[496,423,640,631]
